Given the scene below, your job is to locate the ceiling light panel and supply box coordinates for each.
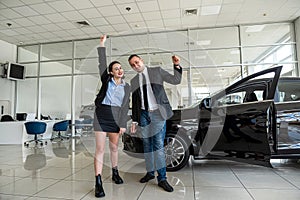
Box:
[196,40,211,45]
[245,25,265,32]
[200,5,221,16]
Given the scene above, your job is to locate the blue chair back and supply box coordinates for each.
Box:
[53,120,68,132]
[25,121,47,135]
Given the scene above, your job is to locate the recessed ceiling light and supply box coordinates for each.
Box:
[196,40,211,46]
[200,5,221,16]
[245,25,265,32]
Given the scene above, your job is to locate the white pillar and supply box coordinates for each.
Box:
[294,17,300,76]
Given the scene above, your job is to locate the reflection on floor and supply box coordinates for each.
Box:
[0,134,300,200]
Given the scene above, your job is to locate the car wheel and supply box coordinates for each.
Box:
[164,132,190,171]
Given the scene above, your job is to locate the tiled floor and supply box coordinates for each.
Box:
[0,134,300,200]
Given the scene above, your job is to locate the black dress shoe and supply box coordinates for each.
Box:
[158,180,173,192]
[140,173,155,183]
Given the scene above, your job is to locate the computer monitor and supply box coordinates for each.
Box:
[16,113,27,121]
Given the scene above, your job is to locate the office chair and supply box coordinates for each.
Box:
[0,115,14,122]
[24,121,47,147]
[51,120,69,142]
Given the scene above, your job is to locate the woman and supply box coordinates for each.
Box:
[93,35,130,198]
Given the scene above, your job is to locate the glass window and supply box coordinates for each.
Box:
[24,63,38,77]
[278,80,300,102]
[244,63,296,77]
[217,91,245,106]
[188,66,242,105]
[40,61,72,76]
[189,27,239,49]
[146,30,188,52]
[74,74,99,127]
[75,39,99,59]
[41,42,73,61]
[240,23,293,46]
[111,34,149,56]
[14,22,297,122]
[18,45,39,62]
[190,48,240,66]
[17,78,37,114]
[40,76,71,120]
[75,58,98,74]
[74,74,99,113]
[243,44,295,64]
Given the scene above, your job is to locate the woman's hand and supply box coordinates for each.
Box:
[172,55,181,69]
[119,127,126,135]
[100,35,107,47]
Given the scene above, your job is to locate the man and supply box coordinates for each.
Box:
[128,54,182,192]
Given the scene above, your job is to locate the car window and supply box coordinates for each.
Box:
[253,90,264,101]
[217,89,266,106]
[217,91,245,106]
[278,80,300,102]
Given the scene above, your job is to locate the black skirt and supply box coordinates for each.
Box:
[93,104,121,133]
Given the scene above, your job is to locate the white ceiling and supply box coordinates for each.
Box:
[0,0,299,45]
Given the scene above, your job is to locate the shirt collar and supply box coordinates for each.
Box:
[111,78,125,86]
[139,66,148,76]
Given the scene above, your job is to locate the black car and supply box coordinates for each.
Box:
[123,66,300,171]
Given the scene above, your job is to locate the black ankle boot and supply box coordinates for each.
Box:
[112,167,123,184]
[95,174,105,198]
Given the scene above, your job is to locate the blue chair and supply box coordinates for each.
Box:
[24,121,47,147]
[51,120,69,141]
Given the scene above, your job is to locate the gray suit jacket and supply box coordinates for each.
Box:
[130,66,182,125]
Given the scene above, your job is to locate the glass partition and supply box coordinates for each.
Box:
[111,34,149,56]
[18,45,39,62]
[75,39,99,59]
[41,42,73,61]
[40,61,72,76]
[190,48,240,66]
[75,58,98,74]
[240,23,292,46]
[243,44,295,64]
[24,63,38,77]
[189,27,239,49]
[15,22,298,123]
[40,76,71,120]
[17,78,37,115]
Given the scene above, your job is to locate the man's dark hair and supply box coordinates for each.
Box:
[128,54,141,62]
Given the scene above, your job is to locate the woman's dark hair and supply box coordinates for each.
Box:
[108,61,121,76]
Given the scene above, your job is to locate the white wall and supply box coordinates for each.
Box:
[0,40,17,117]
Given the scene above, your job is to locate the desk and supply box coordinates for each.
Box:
[0,120,57,144]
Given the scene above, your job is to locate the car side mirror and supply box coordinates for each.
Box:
[200,97,211,109]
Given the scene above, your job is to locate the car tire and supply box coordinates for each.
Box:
[164,131,190,172]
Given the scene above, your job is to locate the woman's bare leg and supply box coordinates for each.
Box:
[94,131,107,175]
